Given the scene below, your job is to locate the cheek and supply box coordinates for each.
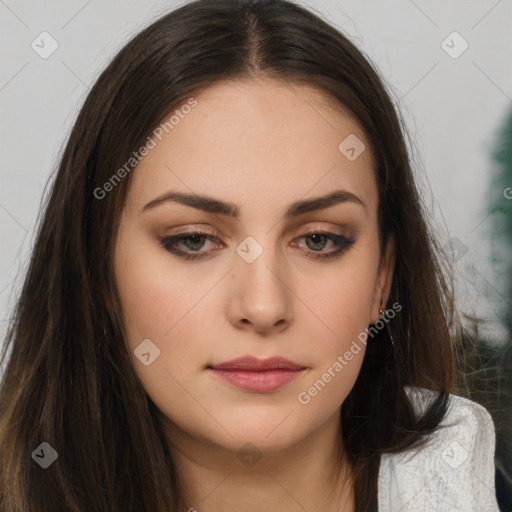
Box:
[113,237,209,416]
[114,230,205,342]
[304,249,378,342]
[113,231,220,387]
[114,256,177,342]
[294,249,378,403]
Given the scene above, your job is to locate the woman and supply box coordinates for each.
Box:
[0,0,503,510]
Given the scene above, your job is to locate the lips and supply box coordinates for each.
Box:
[208,355,305,371]
[207,356,307,392]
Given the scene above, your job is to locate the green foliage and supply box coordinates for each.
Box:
[466,106,512,486]
[488,108,512,331]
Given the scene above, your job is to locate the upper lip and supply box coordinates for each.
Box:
[208,355,306,371]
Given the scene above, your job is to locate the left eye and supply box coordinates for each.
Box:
[291,231,356,260]
[159,230,355,261]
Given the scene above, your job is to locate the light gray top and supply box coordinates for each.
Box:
[378,386,500,511]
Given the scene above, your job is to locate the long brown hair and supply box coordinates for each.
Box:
[0,1,462,510]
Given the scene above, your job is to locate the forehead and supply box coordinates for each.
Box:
[126,79,378,218]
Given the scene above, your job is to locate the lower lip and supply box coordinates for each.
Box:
[207,368,305,392]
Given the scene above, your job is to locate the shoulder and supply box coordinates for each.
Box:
[377,386,500,512]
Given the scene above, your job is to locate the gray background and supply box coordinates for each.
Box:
[1,0,511,355]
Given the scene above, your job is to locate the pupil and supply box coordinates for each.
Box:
[185,234,204,250]
[307,234,325,250]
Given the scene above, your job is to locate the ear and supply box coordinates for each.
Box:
[370,235,396,324]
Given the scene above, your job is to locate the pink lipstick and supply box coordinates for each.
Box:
[207,355,306,393]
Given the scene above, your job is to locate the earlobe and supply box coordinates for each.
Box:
[371,236,396,323]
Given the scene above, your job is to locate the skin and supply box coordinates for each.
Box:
[114,78,395,512]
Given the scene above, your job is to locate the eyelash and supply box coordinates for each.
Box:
[159,228,356,261]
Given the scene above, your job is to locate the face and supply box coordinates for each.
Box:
[113,79,395,459]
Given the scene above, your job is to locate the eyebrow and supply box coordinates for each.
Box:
[141,189,366,218]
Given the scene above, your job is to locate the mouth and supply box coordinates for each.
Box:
[208,355,305,371]
[207,355,307,392]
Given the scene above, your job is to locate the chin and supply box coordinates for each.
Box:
[214,420,308,454]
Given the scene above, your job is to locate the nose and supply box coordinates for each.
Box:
[226,241,293,335]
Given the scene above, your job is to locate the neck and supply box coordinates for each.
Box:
[162,409,355,512]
